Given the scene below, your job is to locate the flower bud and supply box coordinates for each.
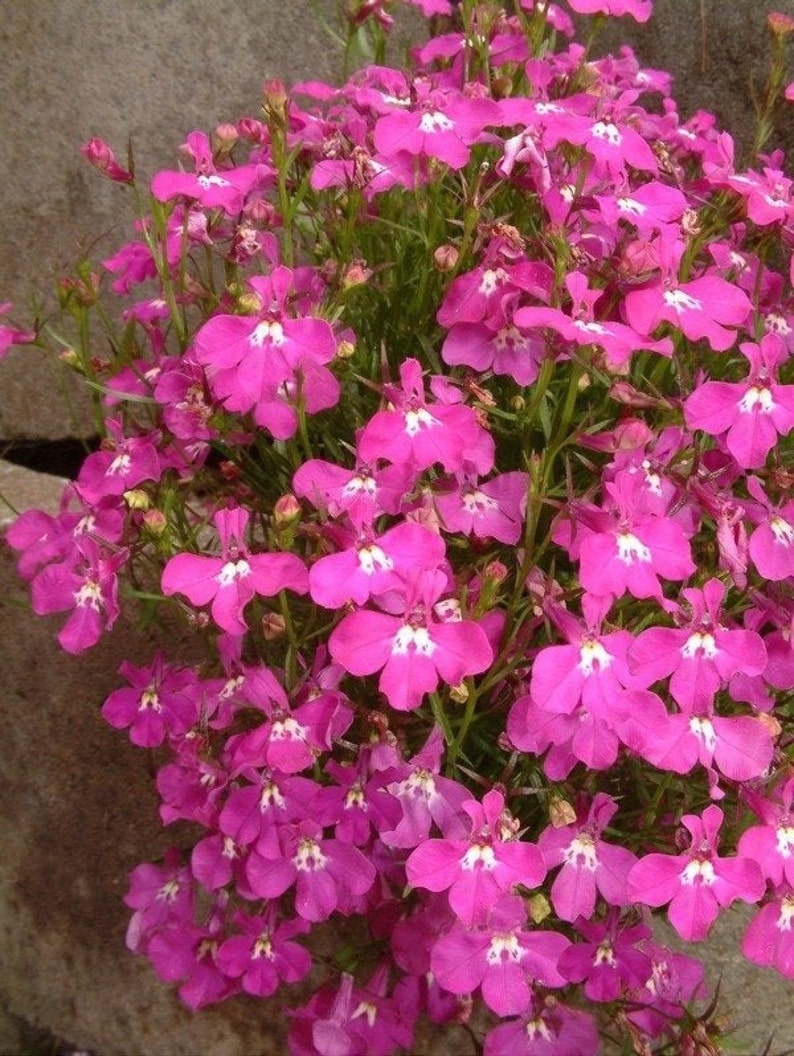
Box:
[343,259,372,289]
[433,243,459,272]
[528,892,552,924]
[124,489,151,510]
[212,122,239,153]
[261,612,287,640]
[335,339,356,359]
[448,681,469,704]
[274,493,301,525]
[80,137,134,183]
[142,509,167,535]
[548,795,577,827]
[768,11,794,36]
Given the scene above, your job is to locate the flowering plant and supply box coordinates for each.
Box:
[4,0,794,1051]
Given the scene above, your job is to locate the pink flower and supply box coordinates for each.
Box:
[684,334,794,468]
[161,506,308,636]
[434,471,529,545]
[628,578,767,713]
[743,891,794,977]
[565,0,652,21]
[538,793,638,922]
[746,476,794,580]
[357,358,494,476]
[430,894,569,1016]
[328,570,493,712]
[405,789,546,925]
[0,302,35,360]
[216,908,311,997]
[151,130,264,215]
[102,653,198,747]
[483,994,599,1056]
[627,805,765,941]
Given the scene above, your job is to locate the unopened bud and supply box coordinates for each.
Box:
[273,493,301,525]
[212,122,239,153]
[59,349,81,370]
[124,489,151,510]
[336,339,356,359]
[237,291,262,314]
[768,11,794,36]
[238,117,266,143]
[548,795,577,827]
[681,207,702,237]
[342,259,372,288]
[509,394,526,412]
[261,612,287,640]
[484,560,508,585]
[528,892,551,924]
[80,137,134,183]
[142,509,167,535]
[448,681,469,704]
[219,460,241,482]
[433,243,459,272]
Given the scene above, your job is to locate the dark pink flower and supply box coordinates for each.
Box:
[161,506,308,636]
[627,805,765,941]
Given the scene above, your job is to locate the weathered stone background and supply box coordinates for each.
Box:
[2,1,794,1054]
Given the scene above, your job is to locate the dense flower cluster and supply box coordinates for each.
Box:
[4,0,794,1051]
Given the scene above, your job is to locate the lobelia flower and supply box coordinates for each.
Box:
[215,906,312,998]
[538,793,638,922]
[161,506,308,636]
[738,777,794,887]
[76,417,161,503]
[193,267,340,439]
[151,129,264,215]
[124,849,195,953]
[745,476,794,580]
[430,893,570,1017]
[0,301,36,361]
[357,357,495,476]
[30,536,127,654]
[101,653,198,747]
[328,568,493,712]
[293,454,413,528]
[482,993,599,1056]
[245,818,377,923]
[627,578,767,714]
[742,887,794,978]
[433,470,529,545]
[557,912,653,1003]
[683,333,794,468]
[627,805,766,941]
[405,788,546,925]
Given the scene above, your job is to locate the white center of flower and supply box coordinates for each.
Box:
[776,824,794,859]
[109,453,131,476]
[526,1018,553,1042]
[594,941,615,966]
[400,767,437,802]
[689,716,717,752]
[738,386,775,414]
[357,544,393,575]
[563,833,599,871]
[777,895,794,931]
[259,782,286,810]
[217,559,251,586]
[494,324,527,352]
[253,932,274,960]
[392,624,436,657]
[682,632,718,660]
[770,516,794,546]
[75,580,103,610]
[157,878,181,903]
[766,312,792,336]
[578,639,612,677]
[250,320,285,347]
[343,472,377,498]
[573,319,610,336]
[461,842,497,871]
[478,267,508,296]
[462,489,498,515]
[419,110,453,134]
[617,196,646,216]
[270,716,307,742]
[293,838,327,872]
[663,289,703,312]
[404,406,439,437]
[139,687,161,712]
[352,1001,378,1028]
[591,121,622,146]
[197,174,229,189]
[680,858,716,885]
[486,932,524,965]
[616,531,652,564]
[344,784,367,811]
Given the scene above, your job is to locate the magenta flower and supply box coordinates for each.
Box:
[684,334,794,468]
[329,569,493,712]
[746,476,794,581]
[743,890,794,977]
[738,777,794,886]
[0,301,35,361]
[293,455,412,528]
[430,894,570,1017]
[434,471,529,545]
[151,129,264,215]
[102,653,198,747]
[193,267,339,439]
[566,0,651,21]
[161,506,308,636]
[357,357,494,475]
[557,913,653,1002]
[405,789,546,925]
[216,908,311,997]
[483,994,599,1056]
[538,793,638,922]
[628,578,767,713]
[246,819,376,922]
[627,805,765,941]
